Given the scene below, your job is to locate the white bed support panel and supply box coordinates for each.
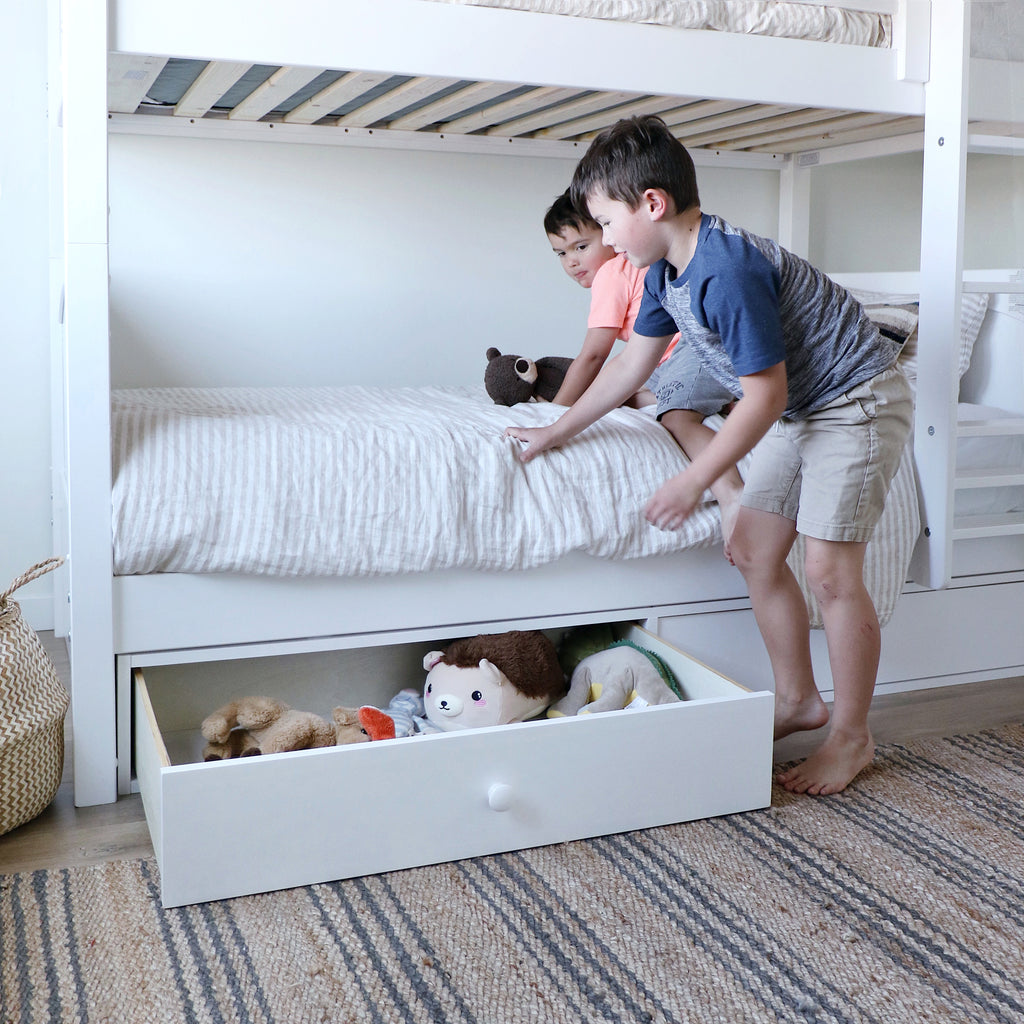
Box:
[109,0,926,115]
[911,0,969,589]
[57,0,116,807]
[55,0,999,805]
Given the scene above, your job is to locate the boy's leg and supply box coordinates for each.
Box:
[661,408,745,560]
[729,506,829,740]
[739,365,912,795]
[625,387,657,409]
[646,345,742,555]
[776,536,877,795]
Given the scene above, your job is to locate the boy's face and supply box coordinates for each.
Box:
[547,225,616,289]
[587,190,666,269]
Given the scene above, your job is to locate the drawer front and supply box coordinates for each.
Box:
[135,626,773,907]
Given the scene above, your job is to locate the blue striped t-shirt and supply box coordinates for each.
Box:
[633,213,898,420]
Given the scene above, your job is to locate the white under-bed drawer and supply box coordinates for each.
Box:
[134,624,773,907]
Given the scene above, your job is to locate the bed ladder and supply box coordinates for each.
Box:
[953,416,1024,541]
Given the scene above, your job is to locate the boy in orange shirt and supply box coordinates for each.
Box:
[544,190,744,557]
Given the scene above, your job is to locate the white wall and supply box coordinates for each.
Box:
[108,136,586,388]
[810,150,1024,272]
[0,2,55,628]
[107,133,780,388]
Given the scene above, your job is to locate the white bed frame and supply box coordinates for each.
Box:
[51,0,1024,807]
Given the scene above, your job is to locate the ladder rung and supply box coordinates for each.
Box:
[953,513,1024,540]
[957,417,1024,438]
[955,468,1024,489]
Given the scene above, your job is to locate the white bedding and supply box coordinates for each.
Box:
[430,0,891,47]
[111,382,920,627]
[111,385,722,577]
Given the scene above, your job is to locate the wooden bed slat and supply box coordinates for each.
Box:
[174,61,252,118]
[284,70,393,124]
[108,54,169,114]
[535,95,701,139]
[441,86,587,135]
[385,80,518,131]
[227,65,325,121]
[666,104,794,149]
[681,107,851,149]
[334,76,462,128]
[663,100,768,132]
[482,89,641,137]
[743,114,924,153]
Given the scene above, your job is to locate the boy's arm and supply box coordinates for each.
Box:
[551,326,619,406]
[645,362,788,530]
[505,332,672,462]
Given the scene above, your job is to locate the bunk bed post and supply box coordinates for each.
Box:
[47,0,69,641]
[893,0,932,83]
[908,0,969,590]
[778,155,812,259]
[60,0,117,805]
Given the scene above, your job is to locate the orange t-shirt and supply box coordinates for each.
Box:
[587,254,678,362]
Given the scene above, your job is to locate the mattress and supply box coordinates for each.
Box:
[111,382,920,627]
[430,0,892,47]
[111,385,722,577]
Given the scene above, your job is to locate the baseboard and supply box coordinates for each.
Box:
[17,593,56,632]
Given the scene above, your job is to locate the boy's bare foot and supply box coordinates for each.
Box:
[776,729,875,796]
[773,691,829,741]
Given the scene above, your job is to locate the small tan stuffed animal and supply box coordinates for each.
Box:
[201,696,337,760]
[332,706,371,745]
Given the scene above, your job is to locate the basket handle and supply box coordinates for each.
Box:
[0,556,66,608]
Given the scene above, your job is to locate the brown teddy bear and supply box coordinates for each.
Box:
[484,347,572,406]
[201,696,339,760]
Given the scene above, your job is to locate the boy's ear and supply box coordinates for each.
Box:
[642,188,672,221]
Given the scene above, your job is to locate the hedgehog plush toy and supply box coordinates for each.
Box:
[358,630,567,739]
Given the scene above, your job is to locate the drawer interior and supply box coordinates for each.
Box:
[139,621,750,767]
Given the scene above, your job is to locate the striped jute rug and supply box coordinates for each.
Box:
[3,725,1024,1024]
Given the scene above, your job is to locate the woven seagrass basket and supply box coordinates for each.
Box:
[0,557,69,836]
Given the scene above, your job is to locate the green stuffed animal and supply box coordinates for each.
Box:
[547,625,685,717]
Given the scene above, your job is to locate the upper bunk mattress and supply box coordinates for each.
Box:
[110,385,722,578]
[430,0,892,47]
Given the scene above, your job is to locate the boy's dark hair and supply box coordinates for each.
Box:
[543,189,599,237]
[570,115,700,214]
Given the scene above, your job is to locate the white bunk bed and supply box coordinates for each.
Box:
[52,0,1024,903]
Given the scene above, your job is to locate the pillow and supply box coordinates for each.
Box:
[850,289,990,385]
[861,299,920,351]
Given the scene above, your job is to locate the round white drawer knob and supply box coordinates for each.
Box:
[487,782,514,812]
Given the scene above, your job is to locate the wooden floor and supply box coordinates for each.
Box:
[2,630,1023,876]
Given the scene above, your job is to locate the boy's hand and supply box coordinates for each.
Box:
[504,423,564,463]
[645,471,705,531]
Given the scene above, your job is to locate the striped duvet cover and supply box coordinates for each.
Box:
[428,1,891,47]
[110,383,919,626]
[111,385,721,578]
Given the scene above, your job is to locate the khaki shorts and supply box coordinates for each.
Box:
[740,364,913,543]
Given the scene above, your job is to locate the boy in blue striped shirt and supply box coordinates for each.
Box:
[506,115,912,796]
